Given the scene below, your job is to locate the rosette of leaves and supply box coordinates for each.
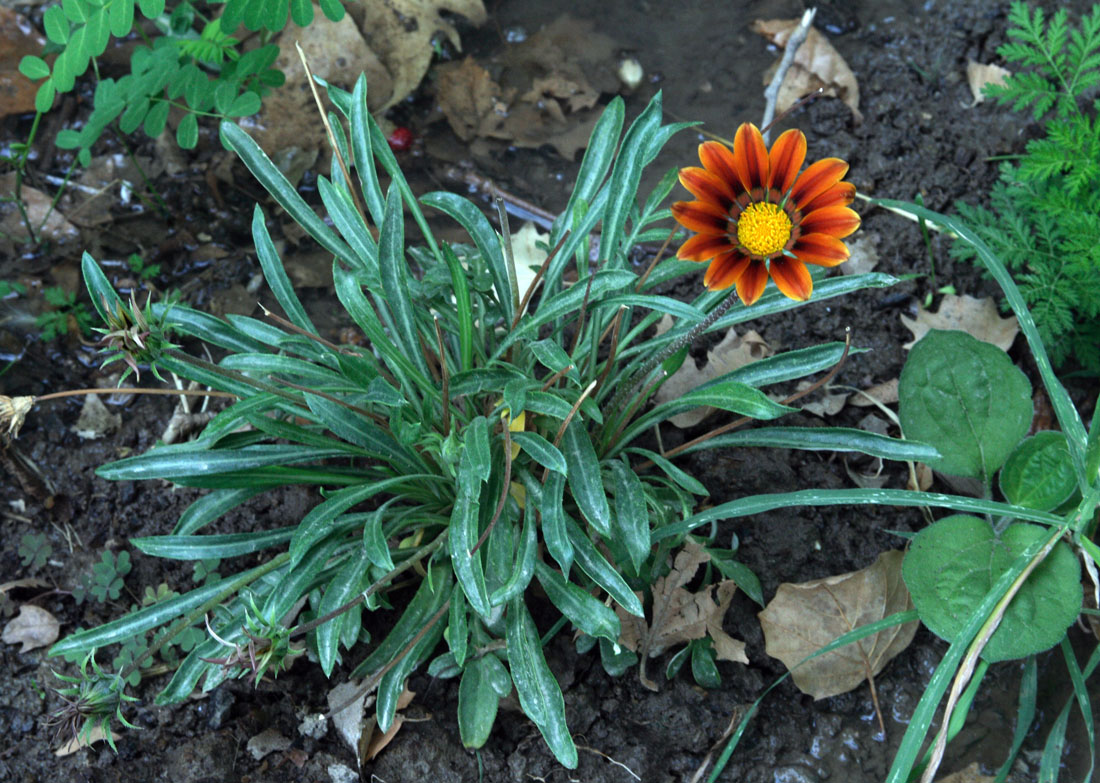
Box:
[18,0,345,163]
[951,1,1100,371]
[50,79,921,765]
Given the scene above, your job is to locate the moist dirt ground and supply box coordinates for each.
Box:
[2,1,1098,781]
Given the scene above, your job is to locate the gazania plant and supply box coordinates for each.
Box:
[46,77,924,766]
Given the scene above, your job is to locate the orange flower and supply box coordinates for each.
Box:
[671,123,860,305]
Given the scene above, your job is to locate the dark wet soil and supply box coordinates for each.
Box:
[2,1,1097,782]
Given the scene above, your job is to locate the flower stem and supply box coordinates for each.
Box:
[607,288,740,415]
[34,387,236,404]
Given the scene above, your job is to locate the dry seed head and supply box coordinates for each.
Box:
[0,396,35,440]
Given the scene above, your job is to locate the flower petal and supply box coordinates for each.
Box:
[679,166,737,211]
[800,206,861,239]
[790,158,849,210]
[793,233,851,267]
[735,259,770,305]
[768,129,806,195]
[672,200,729,235]
[704,252,751,290]
[698,141,741,194]
[678,233,734,262]
[732,123,769,193]
[769,257,813,301]
[801,181,856,212]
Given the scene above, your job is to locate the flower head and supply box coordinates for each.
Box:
[671,123,860,305]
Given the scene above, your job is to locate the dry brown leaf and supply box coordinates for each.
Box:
[752,19,862,122]
[966,59,1011,106]
[840,234,880,276]
[362,687,416,762]
[54,724,118,756]
[617,540,747,691]
[797,380,849,417]
[244,12,391,165]
[654,323,772,428]
[436,57,504,141]
[936,762,995,783]
[0,8,48,118]
[908,462,934,492]
[757,550,918,700]
[849,378,899,407]
[2,604,59,652]
[360,0,487,113]
[0,173,79,245]
[901,294,1019,351]
[0,578,50,594]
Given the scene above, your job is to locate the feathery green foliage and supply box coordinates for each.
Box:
[951,2,1100,371]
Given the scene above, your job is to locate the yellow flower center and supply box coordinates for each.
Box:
[736,202,792,257]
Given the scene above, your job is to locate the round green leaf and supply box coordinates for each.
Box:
[143,99,169,137]
[902,515,1081,662]
[899,330,1031,483]
[176,112,199,149]
[20,55,51,81]
[999,431,1077,512]
[44,6,71,44]
[137,0,164,18]
[34,79,56,113]
[227,91,261,117]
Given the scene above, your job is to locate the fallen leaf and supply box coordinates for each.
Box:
[654,323,773,428]
[509,221,548,299]
[359,0,487,113]
[362,686,415,761]
[0,578,50,594]
[617,539,747,691]
[54,724,119,756]
[840,234,879,276]
[757,550,918,700]
[3,604,60,652]
[797,380,849,417]
[0,8,48,118]
[246,727,292,760]
[849,378,899,408]
[966,60,1011,106]
[73,394,121,440]
[901,294,1019,351]
[908,462,934,492]
[0,173,80,245]
[752,18,862,123]
[936,762,995,783]
[436,57,502,141]
[244,12,392,167]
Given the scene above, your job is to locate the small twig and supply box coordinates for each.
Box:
[761,7,817,143]
[259,304,352,354]
[634,226,677,292]
[593,306,627,393]
[272,378,389,426]
[540,364,575,392]
[297,42,366,224]
[34,387,236,403]
[568,275,598,357]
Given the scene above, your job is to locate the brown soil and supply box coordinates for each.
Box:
[1,1,1096,782]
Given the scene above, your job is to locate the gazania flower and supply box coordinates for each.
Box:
[671,123,860,305]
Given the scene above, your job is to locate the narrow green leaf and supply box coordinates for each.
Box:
[561,419,610,536]
[512,432,567,476]
[98,444,348,481]
[458,655,502,749]
[450,455,491,617]
[489,503,537,606]
[379,185,431,379]
[221,121,356,263]
[609,458,650,572]
[680,427,941,463]
[552,96,623,247]
[251,204,318,334]
[538,471,573,576]
[174,488,265,535]
[566,515,642,616]
[316,546,372,676]
[535,560,620,642]
[506,596,578,768]
[601,92,663,263]
[132,527,294,559]
[317,176,379,276]
[421,191,512,325]
[448,584,468,667]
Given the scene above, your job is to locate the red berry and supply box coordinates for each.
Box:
[387,126,414,152]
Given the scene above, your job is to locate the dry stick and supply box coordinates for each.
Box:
[634,330,852,470]
[542,379,599,484]
[259,304,352,354]
[33,387,236,404]
[272,378,388,426]
[760,7,818,144]
[540,364,575,392]
[296,42,366,224]
[920,528,1064,783]
[634,226,677,292]
[472,425,513,555]
[433,317,452,437]
[568,275,598,357]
